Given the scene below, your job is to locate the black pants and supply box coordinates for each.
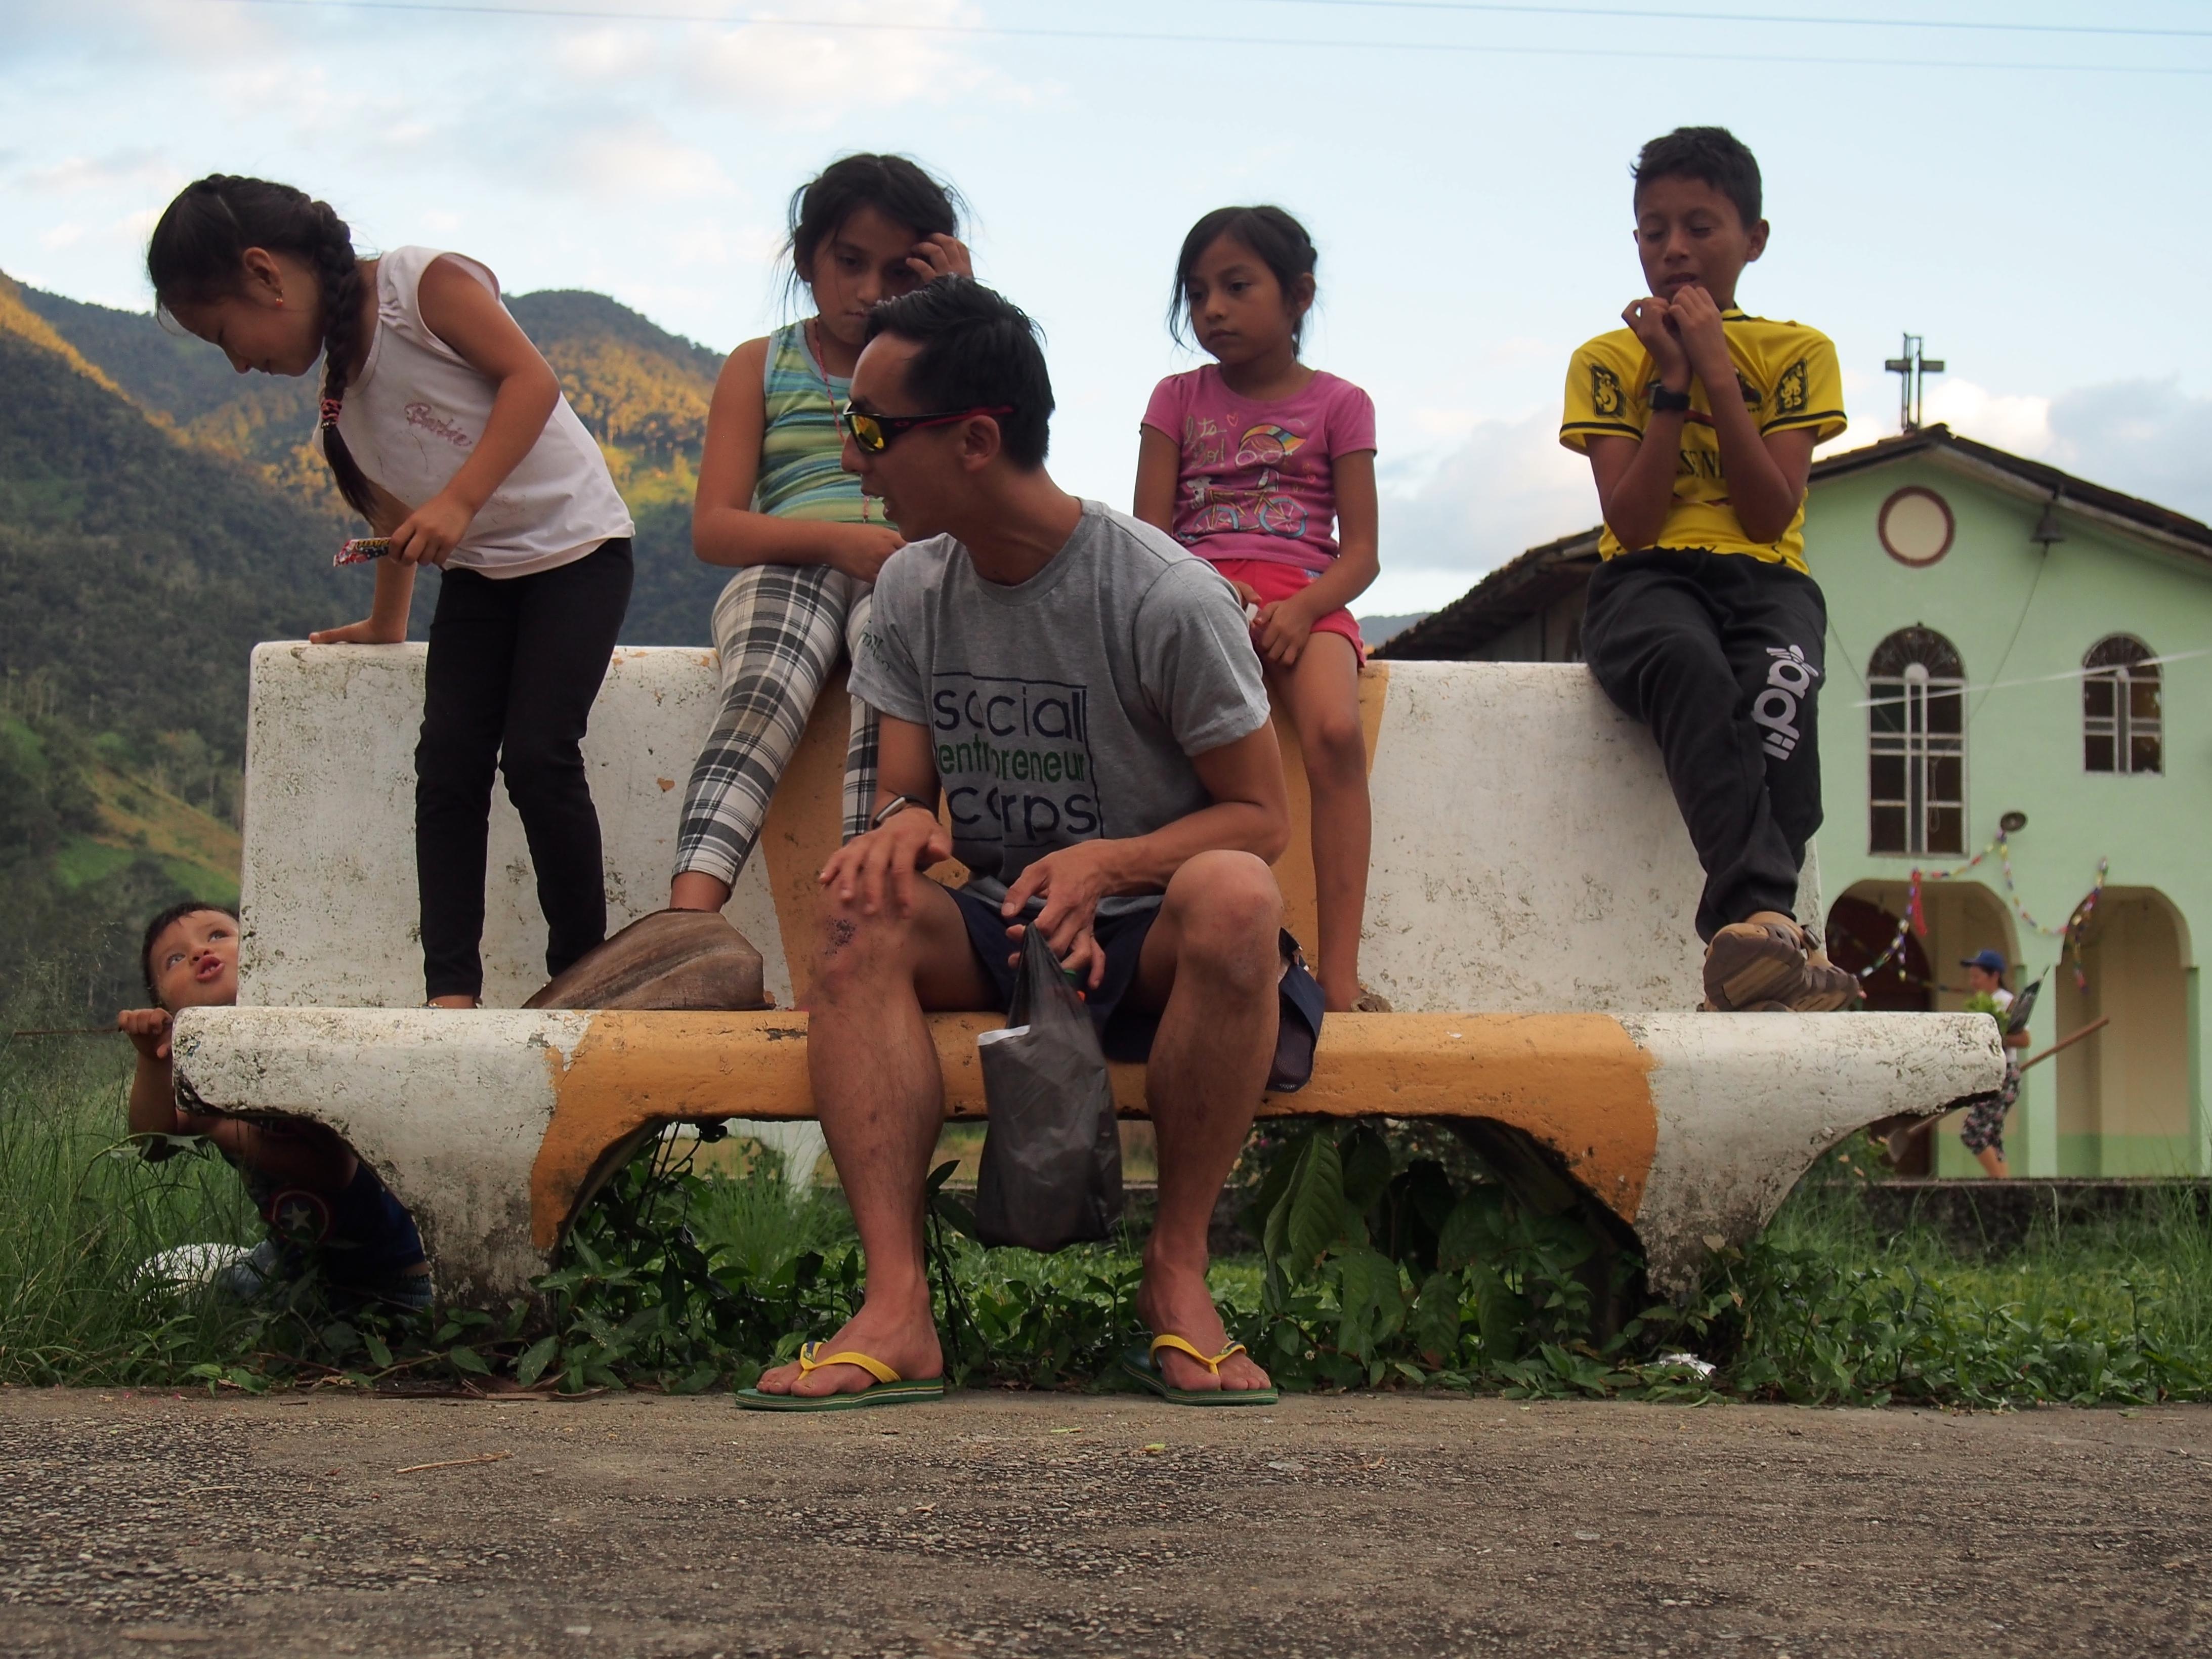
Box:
[1581,548,1825,943]
[416,539,633,1000]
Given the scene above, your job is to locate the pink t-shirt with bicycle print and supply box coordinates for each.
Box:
[1142,366,1377,572]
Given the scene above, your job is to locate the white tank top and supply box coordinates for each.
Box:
[332,246,634,579]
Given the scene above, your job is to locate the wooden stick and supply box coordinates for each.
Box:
[2018,1015,2111,1073]
[395,1452,512,1474]
[7,1028,120,1038]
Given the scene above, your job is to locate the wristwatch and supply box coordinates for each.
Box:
[869,793,936,831]
[1649,385,1692,413]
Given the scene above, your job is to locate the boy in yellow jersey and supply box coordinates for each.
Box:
[1562,126,1857,1012]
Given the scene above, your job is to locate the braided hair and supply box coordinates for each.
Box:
[147,175,377,519]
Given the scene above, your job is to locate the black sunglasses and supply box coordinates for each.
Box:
[839,401,1015,455]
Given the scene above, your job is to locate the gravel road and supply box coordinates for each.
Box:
[3,1387,2208,1656]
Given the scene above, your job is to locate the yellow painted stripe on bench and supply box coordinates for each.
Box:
[528,1008,1657,1251]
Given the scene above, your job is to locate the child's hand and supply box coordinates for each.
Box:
[1622,296,1690,390]
[1253,598,1316,668]
[906,233,973,284]
[309,617,407,645]
[1666,284,1733,386]
[389,490,477,568]
[829,524,907,585]
[1228,578,1263,611]
[117,1008,173,1063]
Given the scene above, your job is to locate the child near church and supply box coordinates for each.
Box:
[1560,127,1856,1012]
[1135,205,1382,1013]
[148,176,635,1008]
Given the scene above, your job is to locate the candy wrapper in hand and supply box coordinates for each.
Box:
[972,921,1123,1252]
[335,537,391,566]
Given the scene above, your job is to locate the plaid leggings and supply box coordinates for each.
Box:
[672,563,877,887]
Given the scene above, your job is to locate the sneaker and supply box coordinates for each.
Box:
[1703,919,1809,1011]
[1787,950,1863,1013]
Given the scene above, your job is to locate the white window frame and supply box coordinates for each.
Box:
[2083,638,2162,777]
[1869,658,1967,857]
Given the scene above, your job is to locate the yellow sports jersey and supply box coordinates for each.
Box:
[1559,310,1846,573]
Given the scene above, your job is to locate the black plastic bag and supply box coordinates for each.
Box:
[973,923,1123,1251]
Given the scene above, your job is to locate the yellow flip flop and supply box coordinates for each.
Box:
[735,1341,947,1412]
[1119,1334,1278,1407]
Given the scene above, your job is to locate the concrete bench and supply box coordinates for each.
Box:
[173,644,2001,1303]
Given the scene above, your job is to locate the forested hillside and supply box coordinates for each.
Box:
[0,268,740,1013]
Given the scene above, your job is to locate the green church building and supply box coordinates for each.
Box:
[1383,423,2210,1177]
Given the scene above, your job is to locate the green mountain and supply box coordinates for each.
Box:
[0,275,342,1013]
[18,280,734,649]
[1,268,742,1013]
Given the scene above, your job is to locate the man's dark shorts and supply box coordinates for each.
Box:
[946,882,1161,1062]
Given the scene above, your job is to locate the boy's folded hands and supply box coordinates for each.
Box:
[1621,284,1731,395]
[1621,295,1688,385]
[1663,284,1734,382]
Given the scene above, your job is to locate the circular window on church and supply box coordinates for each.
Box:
[1878,485,1955,567]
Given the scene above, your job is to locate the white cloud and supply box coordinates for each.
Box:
[554,26,659,80]
[2045,379,2212,524]
[21,147,168,194]
[1921,378,2055,457]
[1847,374,2212,525]
[682,2,1017,119]
[1376,406,1596,589]
[38,222,85,249]
[567,121,740,202]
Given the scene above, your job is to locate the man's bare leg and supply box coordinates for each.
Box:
[752,881,992,1397]
[1130,850,1282,1394]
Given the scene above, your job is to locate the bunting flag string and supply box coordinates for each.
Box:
[1845,828,2108,990]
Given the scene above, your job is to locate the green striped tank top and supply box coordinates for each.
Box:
[753,321,871,523]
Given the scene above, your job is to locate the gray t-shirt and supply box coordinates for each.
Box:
[852,500,1271,915]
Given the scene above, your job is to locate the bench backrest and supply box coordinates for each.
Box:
[237,644,1816,1014]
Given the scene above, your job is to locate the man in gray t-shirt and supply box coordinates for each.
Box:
[852,500,1272,916]
[742,279,1291,1412]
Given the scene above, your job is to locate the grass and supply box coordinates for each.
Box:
[5,1032,2212,1406]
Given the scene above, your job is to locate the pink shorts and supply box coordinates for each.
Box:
[1205,558,1366,666]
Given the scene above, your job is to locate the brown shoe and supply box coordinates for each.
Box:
[525,908,769,1011]
[1787,950,1863,1013]
[1703,919,1808,1011]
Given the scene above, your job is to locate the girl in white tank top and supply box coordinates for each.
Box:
[150,175,635,1007]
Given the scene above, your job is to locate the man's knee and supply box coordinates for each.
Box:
[809,892,921,999]
[1165,852,1282,985]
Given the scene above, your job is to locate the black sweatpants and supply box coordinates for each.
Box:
[416,539,634,1000]
[1580,548,1826,944]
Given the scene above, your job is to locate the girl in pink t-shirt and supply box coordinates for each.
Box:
[1134,205,1382,1012]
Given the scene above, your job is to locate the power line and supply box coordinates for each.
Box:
[180,0,2212,74]
[1270,0,2212,40]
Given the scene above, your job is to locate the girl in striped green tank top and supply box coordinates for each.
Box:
[669,155,971,916]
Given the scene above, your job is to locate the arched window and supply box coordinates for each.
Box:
[2083,635,2161,776]
[1868,626,1965,856]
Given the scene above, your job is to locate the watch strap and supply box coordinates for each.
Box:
[869,793,937,831]
[1649,385,1692,413]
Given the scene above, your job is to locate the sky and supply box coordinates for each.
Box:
[5,0,2211,613]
